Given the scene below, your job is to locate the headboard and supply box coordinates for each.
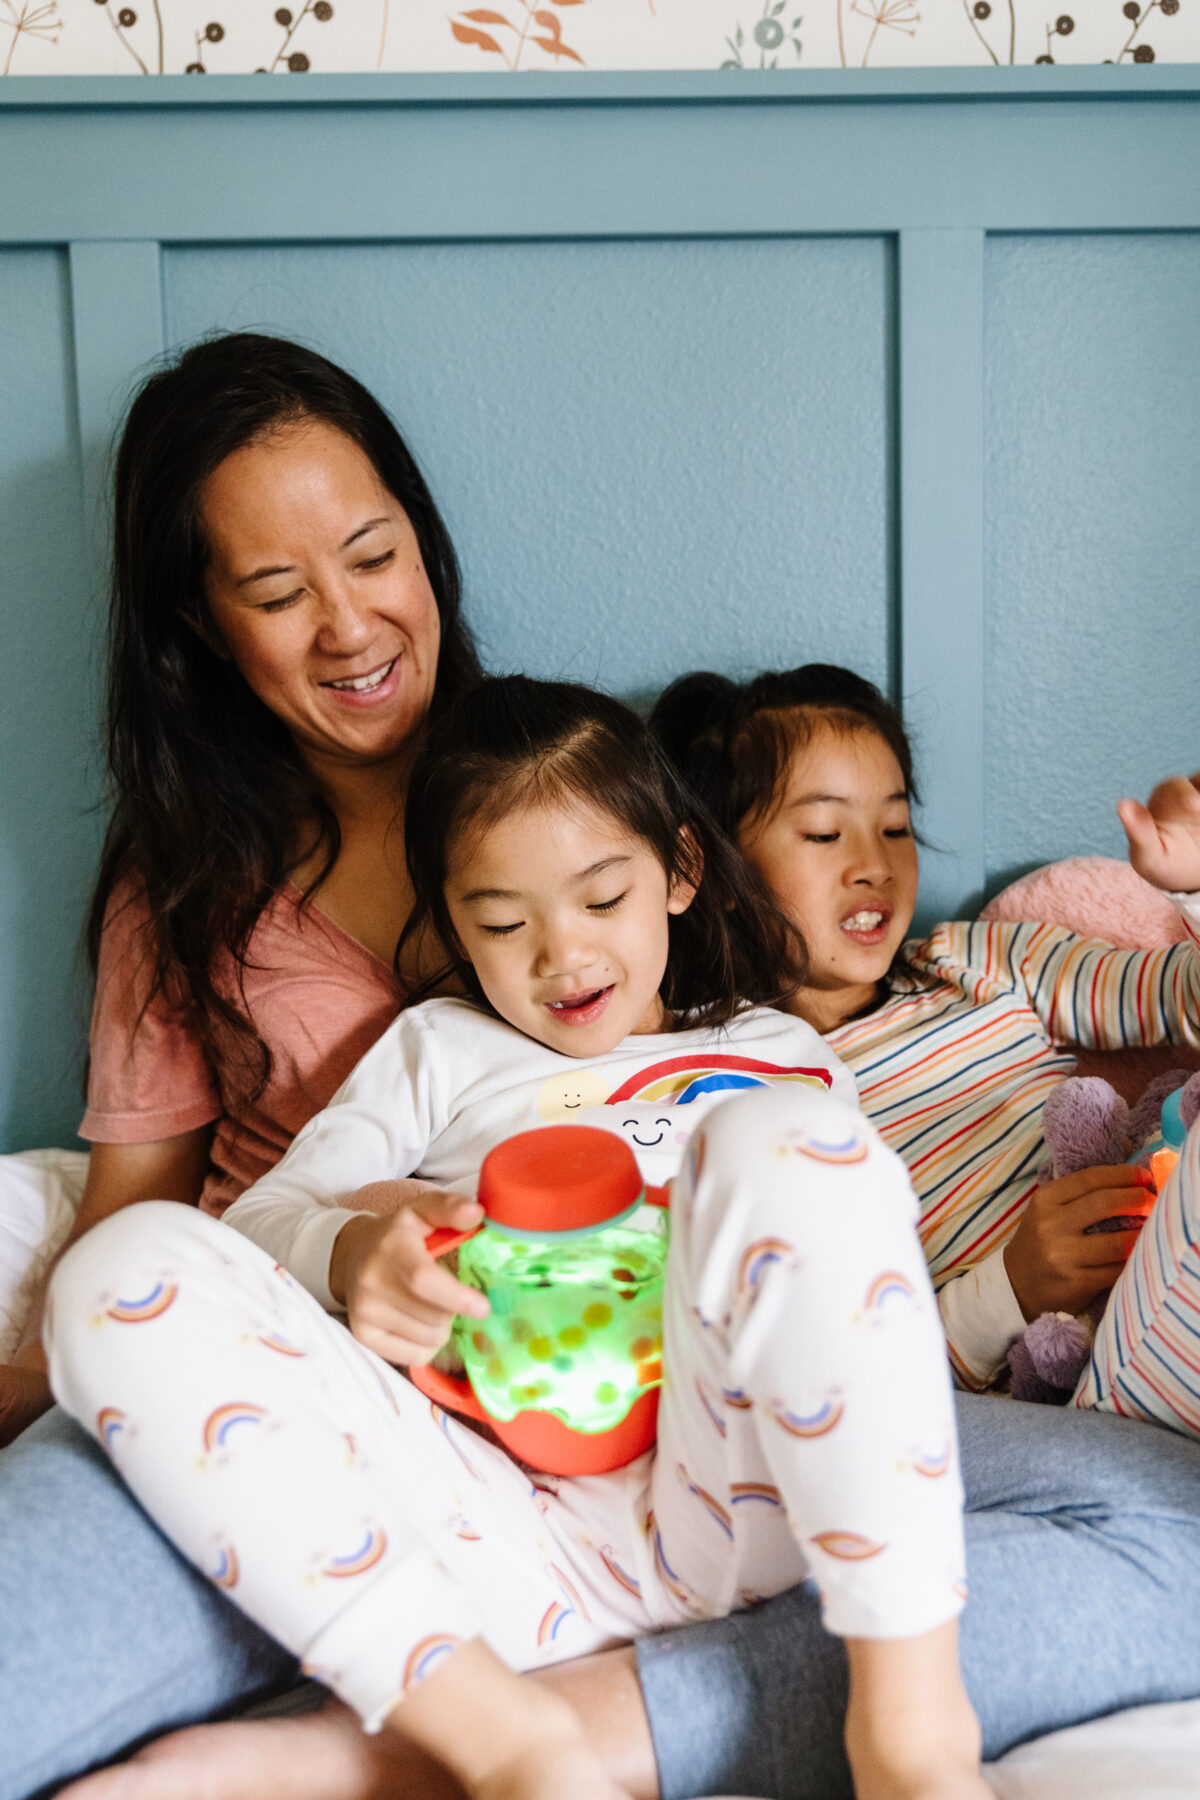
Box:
[2,67,1198,1148]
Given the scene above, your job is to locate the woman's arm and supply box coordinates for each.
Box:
[0,1129,212,1446]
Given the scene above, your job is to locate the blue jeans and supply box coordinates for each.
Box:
[638,1395,1200,1799]
[4,1397,1200,1800]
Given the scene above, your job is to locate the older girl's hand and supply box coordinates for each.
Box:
[1002,1165,1156,1321]
[1117,772,1200,894]
[329,1184,487,1367]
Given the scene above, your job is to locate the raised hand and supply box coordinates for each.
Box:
[329,1181,487,1367]
[1117,772,1200,894]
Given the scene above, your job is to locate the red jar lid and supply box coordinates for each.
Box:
[478,1126,643,1235]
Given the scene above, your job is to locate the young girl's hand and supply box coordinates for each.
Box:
[1002,1165,1155,1321]
[1117,772,1200,893]
[329,1184,487,1367]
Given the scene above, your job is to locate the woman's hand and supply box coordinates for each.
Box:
[329,1183,487,1367]
[1118,772,1200,894]
[1003,1165,1155,1321]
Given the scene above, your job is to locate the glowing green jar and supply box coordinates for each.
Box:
[414,1125,669,1474]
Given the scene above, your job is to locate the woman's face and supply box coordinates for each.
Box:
[739,720,919,1033]
[198,419,441,779]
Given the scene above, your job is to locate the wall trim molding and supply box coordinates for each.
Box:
[3,66,1200,110]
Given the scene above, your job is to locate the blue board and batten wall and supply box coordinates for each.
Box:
[1,69,1198,1151]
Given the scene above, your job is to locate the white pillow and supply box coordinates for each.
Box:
[0,1149,88,1361]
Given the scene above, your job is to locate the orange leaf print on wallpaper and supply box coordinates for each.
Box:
[448,0,584,69]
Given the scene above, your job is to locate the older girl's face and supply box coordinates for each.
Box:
[739,720,919,1033]
[198,419,441,778]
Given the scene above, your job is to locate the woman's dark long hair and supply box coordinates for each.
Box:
[650,663,918,838]
[399,675,806,1031]
[87,332,482,1091]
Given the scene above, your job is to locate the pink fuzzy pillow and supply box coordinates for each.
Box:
[981,856,1198,1103]
[981,856,1188,951]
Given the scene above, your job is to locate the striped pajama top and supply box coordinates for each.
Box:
[825,900,1200,1389]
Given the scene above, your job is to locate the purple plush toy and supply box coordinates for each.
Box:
[1008,1069,1200,1404]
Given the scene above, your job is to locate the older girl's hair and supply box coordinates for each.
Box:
[87,331,482,1090]
[400,675,806,1029]
[650,664,918,838]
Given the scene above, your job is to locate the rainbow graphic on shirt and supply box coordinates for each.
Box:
[810,1530,886,1561]
[320,1524,388,1579]
[911,1444,952,1479]
[96,1406,127,1453]
[766,1395,844,1439]
[730,1481,783,1508]
[677,1463,733,1540]
[202,1401,269,1454]
[210,1543,240,1591]
[105,1280,178,1324]
[862,1271,919,1318]
[607,1055,832,1109]
[403,1633,462,1691]
[737,1239,795,1298]
[721,1384,753,1410]
[450,1513,482,1541]
[257,1328,306,1358]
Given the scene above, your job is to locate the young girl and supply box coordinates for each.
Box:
[652,664,1200,1420]
[45,677,989,1800]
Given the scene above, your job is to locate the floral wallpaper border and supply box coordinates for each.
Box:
[3,0,1196,80]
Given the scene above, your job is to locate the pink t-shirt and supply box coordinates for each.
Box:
[80,881,407,1217]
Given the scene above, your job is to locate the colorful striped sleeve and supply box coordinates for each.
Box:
[918,897,1200,1055]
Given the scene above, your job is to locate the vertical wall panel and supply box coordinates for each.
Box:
[898,230,985,930]
[984,233,1200,891]
[0,251,96,1151]
[165,237,893,705]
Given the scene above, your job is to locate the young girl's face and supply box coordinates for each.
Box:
[444,797,696,1057]
[739,720,919,1033]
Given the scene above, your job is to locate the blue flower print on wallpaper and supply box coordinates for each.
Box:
[1,0,1195,76]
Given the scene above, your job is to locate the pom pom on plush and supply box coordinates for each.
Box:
[1041,1078,1129,1176]
[1009,1312,1095,1405]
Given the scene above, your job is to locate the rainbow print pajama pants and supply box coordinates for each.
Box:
[47,1088,965,1731]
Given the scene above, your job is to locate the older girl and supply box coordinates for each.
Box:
[651,663,1200,1413]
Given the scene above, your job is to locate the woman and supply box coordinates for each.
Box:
[0,330,481,1447]
[4,356,1200,1800]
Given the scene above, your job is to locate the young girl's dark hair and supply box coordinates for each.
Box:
[400,675,806,1030]
[649,664,918,838]
[86,331,482,1092]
